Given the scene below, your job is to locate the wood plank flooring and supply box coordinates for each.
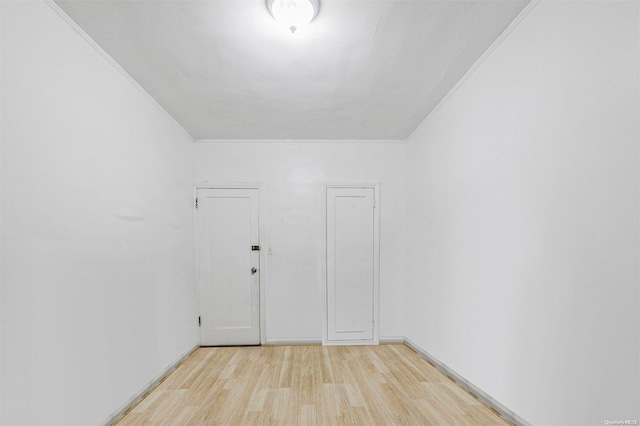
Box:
[116,344,510,425]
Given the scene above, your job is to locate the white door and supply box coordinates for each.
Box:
[197,188,260,346]
[326,187,378,343]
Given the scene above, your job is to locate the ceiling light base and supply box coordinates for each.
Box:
[266,0,320,34]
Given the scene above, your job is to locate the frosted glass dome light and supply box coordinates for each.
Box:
[267,0,319,34]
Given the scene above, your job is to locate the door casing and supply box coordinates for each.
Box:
[322,183,381,345]
[194,184,266,345]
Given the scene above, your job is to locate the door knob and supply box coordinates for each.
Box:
[251,267,257,275]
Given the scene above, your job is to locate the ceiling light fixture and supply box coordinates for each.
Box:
[266,0,319,34]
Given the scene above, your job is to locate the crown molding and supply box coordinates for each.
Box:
[44,0,540,145]
[43,0,195,142]
[406,0,542,143]
[194,138,407,144]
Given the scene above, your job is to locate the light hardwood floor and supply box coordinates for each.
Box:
[116,344,510,425]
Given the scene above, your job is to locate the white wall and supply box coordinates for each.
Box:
[405,1,639,425]
[1,2,198,425]
[0,1,4,422]
[195,142,406,342]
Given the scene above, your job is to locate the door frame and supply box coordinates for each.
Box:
[321,183,381,346]
[194,183,266,345]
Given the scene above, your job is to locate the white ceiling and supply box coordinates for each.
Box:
[54,0,529,141]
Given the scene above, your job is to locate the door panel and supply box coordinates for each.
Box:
[326,187,376,342]
[197,188,260,346]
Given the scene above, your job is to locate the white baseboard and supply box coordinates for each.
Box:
[264,338,322,345]
[102,338,528,426]
[379,336,405,344]
[323,339,379,346]
[101,344,199,426]
[403,338,530,426]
